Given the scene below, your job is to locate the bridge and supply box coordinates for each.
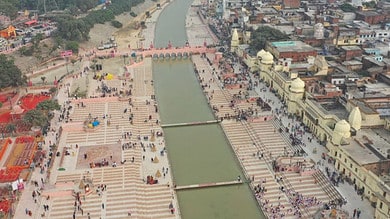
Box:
[93,46,215,59]
[161,120,219,128]
[174,180,243,191]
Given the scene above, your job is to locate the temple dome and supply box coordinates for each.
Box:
[257,49,267,58]
[232,28,239,41]
[261,52,274,64]
[348,107,362,130]
[334,120,351,134]
[290,77,305,92]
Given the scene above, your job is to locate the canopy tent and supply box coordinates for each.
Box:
[24,20,37,26]
[92,120,100,127]
[105,73,114,80]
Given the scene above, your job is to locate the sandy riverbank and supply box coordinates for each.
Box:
[80,0,166,52]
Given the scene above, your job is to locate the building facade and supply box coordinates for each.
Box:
[232,38,390,218]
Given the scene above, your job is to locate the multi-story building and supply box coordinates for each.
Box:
[334,27,360,47]
[340,46,363,61]
[265,40,317,62]
[355,11,386,25]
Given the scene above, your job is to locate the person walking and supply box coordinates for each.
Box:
[357,209,361,219]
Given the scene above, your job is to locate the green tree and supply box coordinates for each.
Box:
[65,41,79,53]
[49,87,58,94]
[75,0,97,12]
[111,20,123,28]
[36,99,60,111]
[0,55,27,89]
[23,109,48,127]
[53,0,145,41]
[340,3,356,12]
[249,26,290,52]
[363,1,376,8]
[5,123,16,136]
[0,0,18,20]
[32,33,44,48]
[41,76,46,84]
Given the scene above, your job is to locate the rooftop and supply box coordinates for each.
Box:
[342,60,363,66]
[341,46,361,51]
[256,7,278,14]
[269,41,316,53]
[318,100,349,120]
[365,83,390,97]
[349,96,390,117]
[343,128,390,166]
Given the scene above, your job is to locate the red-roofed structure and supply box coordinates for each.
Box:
[24,19,37,26]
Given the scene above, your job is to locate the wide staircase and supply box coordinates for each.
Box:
[250,121,295,157]
[271,118,304,154]
[246,120,341,217]
[132,58,154,98]
[47,159,174,219]
[312,170,344,204]
[192,55,235,118]
[134,184,175,219]
[221,121,297,219]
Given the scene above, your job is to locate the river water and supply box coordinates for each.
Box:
[152,1,265,218]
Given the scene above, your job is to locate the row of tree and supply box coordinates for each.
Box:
[53,0,144,41]
[0,0,99,20]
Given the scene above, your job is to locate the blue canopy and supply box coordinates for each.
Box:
[92,121,100,127]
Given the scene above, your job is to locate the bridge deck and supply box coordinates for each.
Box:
[94,46,215,58]
[161,120,219,128]
[175,180,243,191]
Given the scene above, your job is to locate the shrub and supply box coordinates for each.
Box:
[130,11,137,17]
[111,20,123,28]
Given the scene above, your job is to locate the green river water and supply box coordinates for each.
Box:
[152,1,265,218]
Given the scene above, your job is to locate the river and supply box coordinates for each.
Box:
[152,1,265,218]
